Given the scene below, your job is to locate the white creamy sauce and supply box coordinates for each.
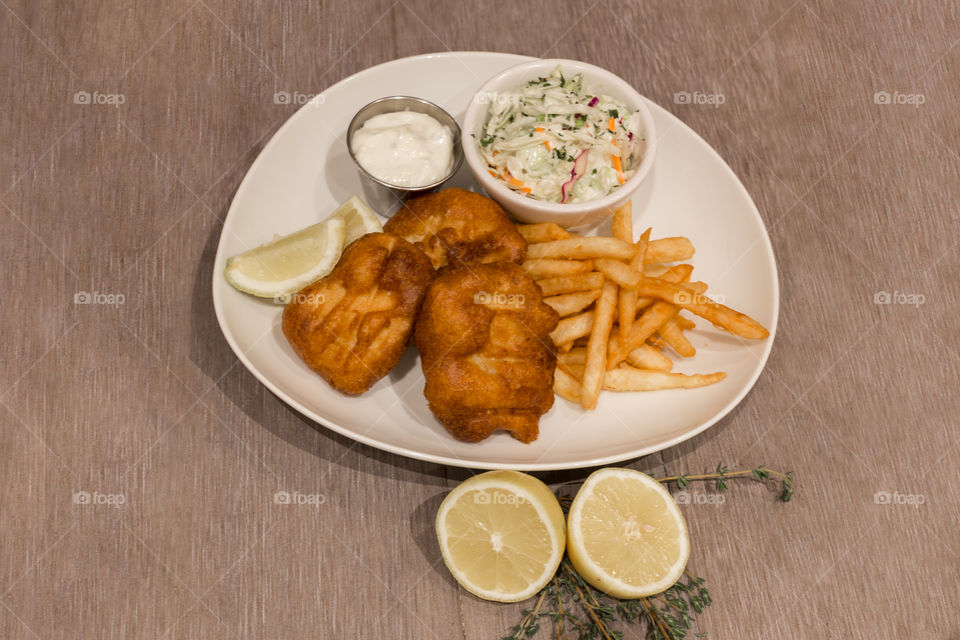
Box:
[351,111,453,187]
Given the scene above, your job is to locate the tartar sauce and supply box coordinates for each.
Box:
[351,111,453,188]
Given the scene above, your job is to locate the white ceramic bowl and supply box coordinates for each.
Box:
[462,58,657,228]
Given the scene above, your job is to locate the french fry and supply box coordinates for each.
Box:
[625,344,674,371]
[661,263,695,283]
[611,201,633,243]
[606,331,624,359]
[562,345,672,371]
[580,281,618,410]
[516,222,570,243]
[635,298,654,313]
[553,366,583,403]
[603,368,726,391]
[619,290,637,336]
[619,228,650,339]
[556,359,582,380]
[647,334,669,349]
[544,290,602,317]
[658,317,696,357]
[635,276,703,311]
[634,278,770,340]
[644,237,695,263]
[550,311,595,345]
[522,258,594,279]
[537,272,605,297]
[594,258,641,288]
[561,362,586,379]
[607,331,673,371]
[526,237,637,260]
[558,347,587,365]
[608,301,679,368]
[676,315,696,330]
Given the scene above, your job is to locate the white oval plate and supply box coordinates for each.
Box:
[212,52,779,471]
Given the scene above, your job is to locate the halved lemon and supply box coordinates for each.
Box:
[435,470,565,603]
[566,468,689,598]
[224,216,346,300]
[330,194,382,246]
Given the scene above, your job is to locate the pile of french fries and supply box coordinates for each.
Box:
[516,202,770,410]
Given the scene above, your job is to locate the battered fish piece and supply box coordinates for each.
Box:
[282,232,434,395]
[383,188,526,270]
[415,263,559,443]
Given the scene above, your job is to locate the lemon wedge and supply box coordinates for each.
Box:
[566,468,690,598]
[224,216,346,300]
[331,194,382,246]
[224,195,383,301]
[436,470,566,603]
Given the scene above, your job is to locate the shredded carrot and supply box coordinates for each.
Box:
[612,155,624,184]
[608,118,616,132]
[611,140,624,184]
[503,168,532,194]
[536,127,551,150]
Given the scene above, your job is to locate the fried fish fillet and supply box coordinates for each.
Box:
[415,262,559,443]
[383,187,526,271]
[282,232,434,395]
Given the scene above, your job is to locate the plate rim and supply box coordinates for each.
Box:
[212,51,780,471]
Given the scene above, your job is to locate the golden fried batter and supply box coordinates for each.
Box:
[415,262,559,443]
[282,232,434,395]
[383,187,526,271]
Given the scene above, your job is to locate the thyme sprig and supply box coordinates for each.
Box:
[657,464,794,502]
[503,563,711,640]
[504,465,793,640]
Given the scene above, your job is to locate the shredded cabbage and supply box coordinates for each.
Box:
[476,66,645,204]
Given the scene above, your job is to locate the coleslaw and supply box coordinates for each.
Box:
[476,66,646,204]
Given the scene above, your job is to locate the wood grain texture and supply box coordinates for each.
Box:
[1,1,958,638]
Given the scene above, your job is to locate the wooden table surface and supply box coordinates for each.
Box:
[2,1,958,638]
